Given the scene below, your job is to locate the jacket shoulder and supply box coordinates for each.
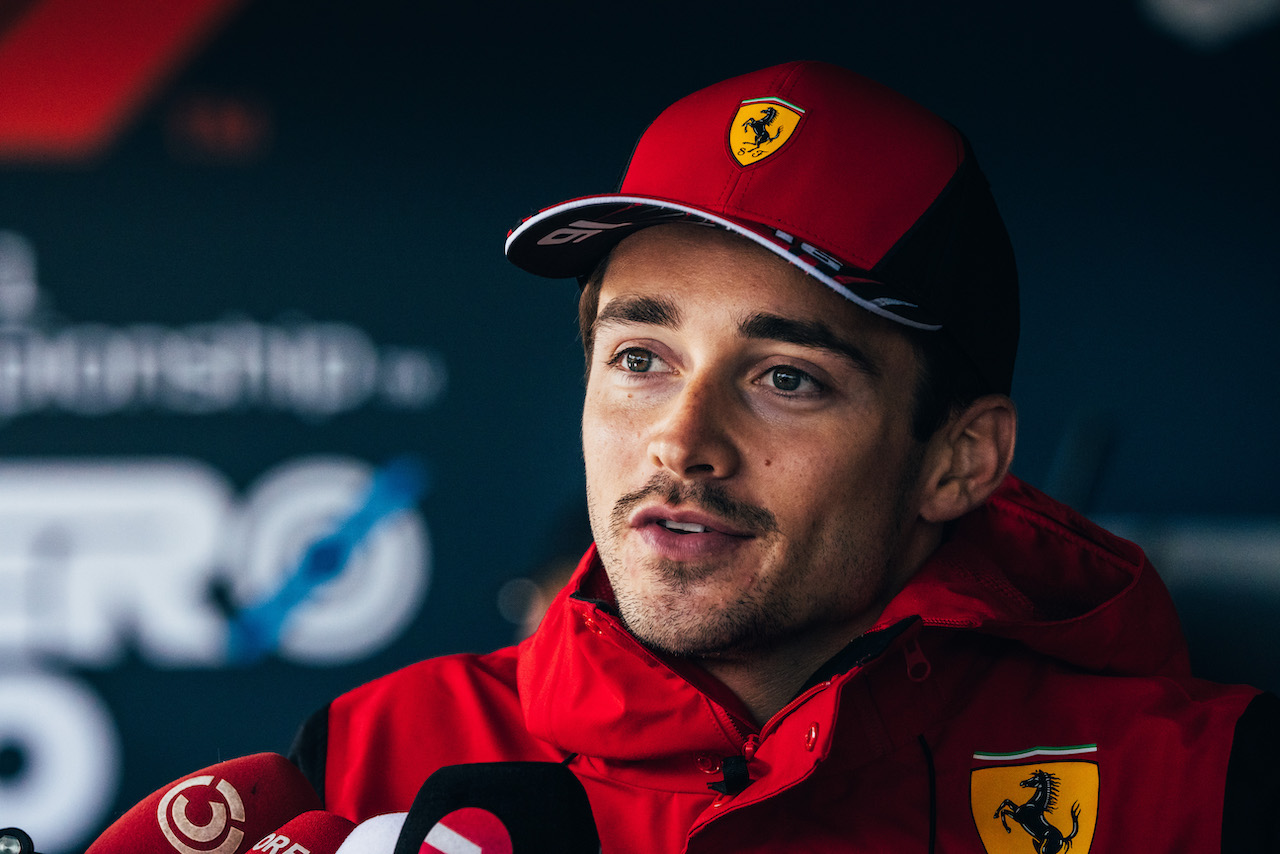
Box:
[335,645,524,715]
[295,645,560,819]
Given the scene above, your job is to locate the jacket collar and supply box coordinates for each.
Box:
[515,475,1189,770]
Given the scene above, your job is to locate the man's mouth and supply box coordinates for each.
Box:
[610,475,779,544]
[657,519,710,535]
[632,506,752,538]
[623,501,766,561]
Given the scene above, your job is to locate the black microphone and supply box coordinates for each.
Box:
[393,762,599,854]
[0,828,40,854]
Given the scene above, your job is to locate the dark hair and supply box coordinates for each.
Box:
[576,255,611,361]
[577,253,991,442]
[903,327,990,441]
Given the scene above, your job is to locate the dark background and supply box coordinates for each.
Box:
[1,1,1277,849]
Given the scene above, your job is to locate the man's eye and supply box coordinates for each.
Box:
[766,366,818,393]
[624,350,652,372]
[609,348,662,373]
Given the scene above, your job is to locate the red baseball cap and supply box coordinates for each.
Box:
[505,60,1018,394]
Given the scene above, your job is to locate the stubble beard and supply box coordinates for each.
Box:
[589,473,799,660]
[589,458,925,662]
[617,565,802,660]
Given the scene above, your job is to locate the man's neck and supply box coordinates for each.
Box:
[694,522,943,726]
[695,617,878,726]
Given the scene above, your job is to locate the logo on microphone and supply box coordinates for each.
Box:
[421,808,512,854]
[157,775,247,854]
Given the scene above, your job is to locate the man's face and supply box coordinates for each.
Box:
[582,224,932,661]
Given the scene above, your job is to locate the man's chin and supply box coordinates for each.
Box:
[625,625,740,660]
[615,596,778,660]
[614,545,772,608]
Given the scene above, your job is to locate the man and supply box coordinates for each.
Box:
[291,61,1278,851]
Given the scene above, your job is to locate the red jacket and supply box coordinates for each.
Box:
[292,476,1278,852]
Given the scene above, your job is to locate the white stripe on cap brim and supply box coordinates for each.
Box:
[506,195,943,332]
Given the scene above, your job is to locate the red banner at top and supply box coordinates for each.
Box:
[0,0,242,162]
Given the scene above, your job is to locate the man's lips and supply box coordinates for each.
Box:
[630,505,755,538]
[628,505,755,562]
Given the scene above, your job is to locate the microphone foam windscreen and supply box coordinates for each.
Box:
[249,811,356,854]
[393,762,599,854]
[87,753,322,854]
[333,813,406,854]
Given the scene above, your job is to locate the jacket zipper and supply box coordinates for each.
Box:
[707,725,761,798]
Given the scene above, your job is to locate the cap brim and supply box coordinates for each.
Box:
[504,195,942,331]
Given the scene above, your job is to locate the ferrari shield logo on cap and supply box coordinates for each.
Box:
[970,748,1099,853]
[729,97,804,166]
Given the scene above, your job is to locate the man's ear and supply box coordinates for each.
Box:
[918,395,1017,523]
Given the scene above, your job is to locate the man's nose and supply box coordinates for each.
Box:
[647,378,740,479]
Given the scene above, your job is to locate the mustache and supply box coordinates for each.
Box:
[609,473,779,535]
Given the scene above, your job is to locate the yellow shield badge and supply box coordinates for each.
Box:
[729,97,805,166]
[970,748,1099,854]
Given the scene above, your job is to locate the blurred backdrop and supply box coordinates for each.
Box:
[0,0,1277,849]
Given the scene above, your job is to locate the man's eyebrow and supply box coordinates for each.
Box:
[739,312,882,377]
[594,295,683,330]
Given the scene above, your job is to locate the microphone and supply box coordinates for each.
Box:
[249,811,356,854]
[0,827,40,854]
[86,753,322,854]
[393,762,599,854]
[331,813,406,854]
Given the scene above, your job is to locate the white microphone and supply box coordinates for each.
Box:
[331,813,407,854]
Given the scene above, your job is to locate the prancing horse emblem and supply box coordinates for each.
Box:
[741,106,783,149]
[729,98,804,166]
[993,769,1081,853]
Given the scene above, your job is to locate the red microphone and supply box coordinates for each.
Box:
[249,811,356,854]
[87,753,322,854]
